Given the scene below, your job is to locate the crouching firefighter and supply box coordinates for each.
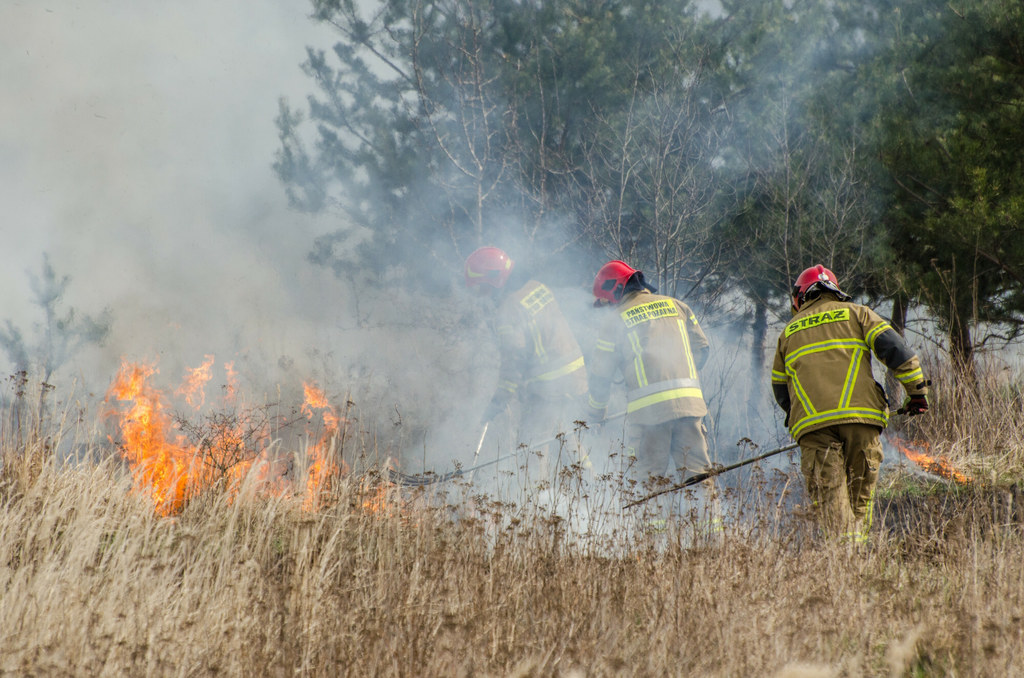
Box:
[585,260,719,533]
[464,247,588,483]
[772,265,930,542]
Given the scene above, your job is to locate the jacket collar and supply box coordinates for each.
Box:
[619,289,651,305]
[798,292,843,314]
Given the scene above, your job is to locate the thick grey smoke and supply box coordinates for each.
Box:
[0,1,517,475]
[1,2,344,387]
[0,1,794,490]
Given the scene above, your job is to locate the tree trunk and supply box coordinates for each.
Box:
[949,310,977,393]
[890,291,908,336]
[748,301,768,426]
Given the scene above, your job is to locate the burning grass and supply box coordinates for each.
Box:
[2,362,1024,675]
[907,352,1024,484]
[100,358,358,516]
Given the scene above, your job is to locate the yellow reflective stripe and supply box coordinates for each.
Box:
[704,517,725,534]
[786,368,816,416]
[526,356,584,383]
[628,331,647,387]
[771,369,787,383]
[784,338,878,426]
[588,394,607,409]
[865,322,891,350]
[498,380,518,394]
[626,387,703,414]
[784,339,868,366]
[896,367,924,384]
[839,348,866,409]
[862,486,875,534]
[528,318,546,360]
[595,338,616,352]
[790,407,888,439]
[677,318,697,377]
[628,378,699,402]
[496,324,514,336]
[841,531,869,544]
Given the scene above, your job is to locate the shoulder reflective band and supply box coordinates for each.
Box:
[785,308,850,337]
[620,299,678,327]
[865,322,891,349]
[520,284,554,316]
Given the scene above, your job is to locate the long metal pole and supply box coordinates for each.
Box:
[386,445,520,487]
[623,441,799,509]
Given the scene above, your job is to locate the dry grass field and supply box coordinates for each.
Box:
[2,363,1023,677]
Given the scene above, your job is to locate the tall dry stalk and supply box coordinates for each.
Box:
[1,371,1023,676]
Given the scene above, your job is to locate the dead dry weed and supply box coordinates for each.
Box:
[1,365,1023,677]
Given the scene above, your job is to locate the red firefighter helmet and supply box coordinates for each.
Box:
[465,246,514,289]
[593,260,639,304]
[792,264,846,310]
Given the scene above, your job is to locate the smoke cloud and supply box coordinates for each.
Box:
[0,1,792,482]
[1,2,344,385]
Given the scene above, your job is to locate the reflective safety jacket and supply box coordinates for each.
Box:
[587,289,709,426]
[771,294,928,440]
[494,280,587,402]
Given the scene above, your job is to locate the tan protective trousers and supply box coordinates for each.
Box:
[624,417,720,538]
[518,392,587,487]
[798,423,883,540]
[625,416,711,483]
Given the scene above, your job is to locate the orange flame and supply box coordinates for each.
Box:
[301,382,345,511]
[176,354,215,409]
[106,361,375,516]
[360,482,397,516]
[106,358,264,515]
[223,361,239,403]
[892,437,973,484]
[301,382,330,415]
[105,361,198,515]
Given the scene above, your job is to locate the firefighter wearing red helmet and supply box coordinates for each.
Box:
[465,247,587,453]
[772,264,930,541]
[586,260,716,520]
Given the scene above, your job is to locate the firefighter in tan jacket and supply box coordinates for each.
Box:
[585,261,714,509]
[464,247,587,454]
[772,265,929,541]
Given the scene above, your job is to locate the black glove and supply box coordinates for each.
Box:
[897,394,928,416]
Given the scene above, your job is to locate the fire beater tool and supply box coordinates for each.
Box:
[623,441,800,509]
[387,411,626,487]
[463,422,490,483]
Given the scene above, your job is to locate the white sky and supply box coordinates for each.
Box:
[0,1,345,386]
